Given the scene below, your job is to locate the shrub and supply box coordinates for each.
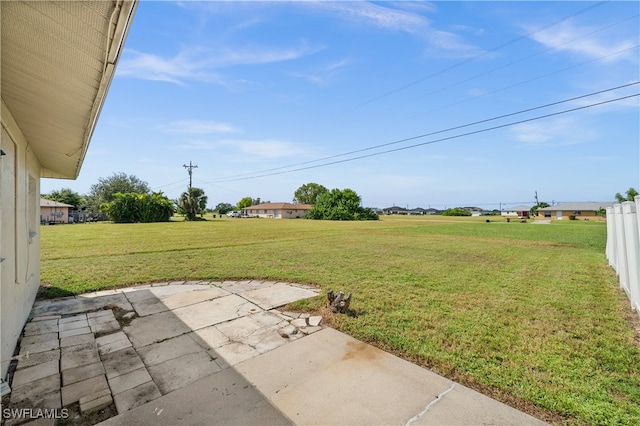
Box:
[441,207,472,216]
[102,192,174,223]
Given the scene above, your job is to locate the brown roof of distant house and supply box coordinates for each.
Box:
[245,202,313,210]
[40,198,74,208]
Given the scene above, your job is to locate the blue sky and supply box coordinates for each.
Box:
[41,1,639,209]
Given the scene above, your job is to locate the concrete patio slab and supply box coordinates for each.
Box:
[99,367,292,426]
[137,334,202,366]
[172,294,261,330]
[147,351,222,394]
[189,325,230,350]
[131,287,230,317]
[7,281,548,426]
[238,282,319,310]
[236,328,547,426]
[123,310,192,348]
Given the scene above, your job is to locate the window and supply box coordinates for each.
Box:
[573,211,582,216]
[544,211,551,218]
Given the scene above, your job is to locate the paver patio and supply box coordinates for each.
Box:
[4,280,320,423]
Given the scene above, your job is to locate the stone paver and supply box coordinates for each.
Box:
[80,389,112,414]
[59,327,91,339]
[61,374,109,406]
[112,381,162,414]
[101,347,146,379]
[11,360,59,388]
[107,367,153,395]
[95,331,132,355]
[61,343,100,371]
[15,349,60,370]
[58,314,87,324]
[10,281,325,422]
[10,375,61,406]
[62,362,105,386]
[60,333,95,348]
[23,319,58,336]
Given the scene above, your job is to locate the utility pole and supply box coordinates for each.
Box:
[534,190,539,205]
[183,161,197,192]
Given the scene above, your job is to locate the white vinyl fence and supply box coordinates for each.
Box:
[605,196,640,314]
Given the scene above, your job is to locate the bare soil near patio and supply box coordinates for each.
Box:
[40,215,640,425]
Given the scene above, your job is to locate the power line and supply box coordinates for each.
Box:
[210,92,638,183]
[210,82,639,181]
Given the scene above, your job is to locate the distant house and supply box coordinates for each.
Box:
[425,208,441,215]
[463,207,485,217]
[383,206,408,215]
[502,205,531,218]
[408,208,426,215]
[537,202,614,221]
[40,199,74,224]
[243,202,312,218]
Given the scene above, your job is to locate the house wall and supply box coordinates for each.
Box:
[1,101,42,379]
[536,210,605,221]
[245,208,309,218]
[41,205,70,224]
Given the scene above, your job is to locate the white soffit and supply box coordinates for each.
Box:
[1,1,137,179]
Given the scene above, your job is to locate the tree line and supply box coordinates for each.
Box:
[42,173,207,223]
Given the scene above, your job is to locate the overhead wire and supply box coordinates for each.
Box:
[208,82,639,181]
[209,92,638,183]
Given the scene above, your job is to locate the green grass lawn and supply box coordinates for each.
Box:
[40,215,640,424]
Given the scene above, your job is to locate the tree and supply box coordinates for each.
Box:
[615,187,638,203]
[530,202,550,218]
[215,203,235,215]
[293,183,328,205]
[305,188,379,220]
[42,188,84,209]
[102,192,173,223]
[87,173,150,213]
[179,187,208,221]
[237,197,253,209]
[441,207,472,216]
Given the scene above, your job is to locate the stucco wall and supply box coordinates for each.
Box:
[1,101,41,379]
[41,205,70,224]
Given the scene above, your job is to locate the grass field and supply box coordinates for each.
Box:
[40,215,640,424]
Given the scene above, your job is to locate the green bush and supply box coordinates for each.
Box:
[441,207,472,216]
[102,192,174,223]
[305,188,378,220]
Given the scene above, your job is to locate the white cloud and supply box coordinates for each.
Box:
[511,116,598,145]
[118,41,323,84]
[528,20,637,63]
[228,139,312,159]
[289,56,354,85]
[304,1,482,57]
[159,120,240,134]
